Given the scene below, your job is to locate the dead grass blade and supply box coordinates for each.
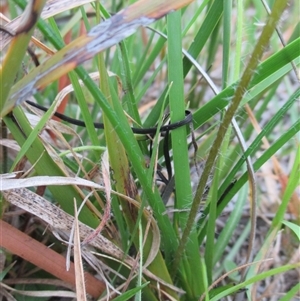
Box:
[0,175,105,190]
[0,0,97,49]
[2,188,184,293]
[0,220,105,298]
[0,282,77,298]
[2,188,125,260]
[1,0,194,116]
[41,0,98,19]
[73,199,87,301]
[1,174,161,268]
[82,150,111,245]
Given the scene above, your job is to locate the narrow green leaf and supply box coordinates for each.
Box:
[282,220,300,241]
[272,144,300,227]
[277,283,300,301]
[167,9,204,297]
[183,0,223,76]
[112,282,149,301]
[192,38,300,129]
[0,0,46,112]
[210,263,300,301]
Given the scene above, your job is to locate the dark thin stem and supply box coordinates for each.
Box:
[25,100,193,135]
[1,120,8,173]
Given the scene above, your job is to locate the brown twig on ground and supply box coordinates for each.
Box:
[0,220,105,299]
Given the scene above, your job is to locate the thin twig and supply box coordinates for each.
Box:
[198,258,273,301]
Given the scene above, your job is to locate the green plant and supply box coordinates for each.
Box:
[1,0,299,300]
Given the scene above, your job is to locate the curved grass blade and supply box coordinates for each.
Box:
[198,112,300,245]
[192,37,300,130]
[173,0,289,276]
[209,263,300,301]
[1,0,194,117]
[0,0,46,112]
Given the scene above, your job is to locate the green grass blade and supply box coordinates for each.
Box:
[271,144,300,227]
[233,0,243,80]
[277,283,300,301]
[183,0,224,77]
[210,263,300,301]
[0,0,46,112]
[167,10,204,297]
[215,118,300,222]
[192,38,300,129]
[205,124,232,283]
[112,282,149,301]
[213,184,248,265]
[178,0,288,278]
[282,220,300,241]
[6,1,180,260]
[219,88,300,198]
[222,0,232,88]
[3,109,99,227]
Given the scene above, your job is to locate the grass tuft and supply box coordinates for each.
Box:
[0,0,299,300]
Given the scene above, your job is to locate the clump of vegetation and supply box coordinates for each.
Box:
[0,0,299,300]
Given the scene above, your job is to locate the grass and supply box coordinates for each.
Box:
[0,0,299,300]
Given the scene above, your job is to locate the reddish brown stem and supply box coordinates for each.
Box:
[0,220,105,298]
